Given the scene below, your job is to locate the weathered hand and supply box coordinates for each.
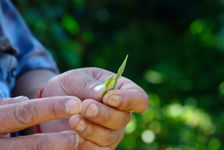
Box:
[68,99,131,149]
[0,96,81,150]
[40,67,149,149]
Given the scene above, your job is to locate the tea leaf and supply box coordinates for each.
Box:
[112,55,128,90]
[104,75,114,94]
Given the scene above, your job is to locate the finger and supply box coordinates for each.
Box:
[82,68,149,112]
[103,88,149,113]
[44,69,106,101]
[0,96,82,134]
[0,131,79,150]
[78,136,112,150]
[0,96,29,135]
[0,96,29,106]
[69,114,124,147]
[79,99,131,130]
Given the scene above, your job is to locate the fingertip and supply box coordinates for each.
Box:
[74,132,80,148]
[60,130,80,149]
[69,115,87,132]
[69,115,81,128]
[81,99,100,118]
[137,92,149,113]
[65,98,82,115]
[103,94,121,107]
[103,89,149,113]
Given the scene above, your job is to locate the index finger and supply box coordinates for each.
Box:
[0,96,81,134]
[103,88,149,113]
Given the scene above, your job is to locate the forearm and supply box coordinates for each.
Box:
[13,69,57,98]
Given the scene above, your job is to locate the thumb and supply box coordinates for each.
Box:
[43,70,106,101]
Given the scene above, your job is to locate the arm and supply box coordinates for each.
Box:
[13,69,57,99]
[0,0,59,99]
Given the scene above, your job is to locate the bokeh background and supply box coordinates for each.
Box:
[14,0,224,149]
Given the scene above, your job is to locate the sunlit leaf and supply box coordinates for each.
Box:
[104,75,114,94]
[112,55,128,90]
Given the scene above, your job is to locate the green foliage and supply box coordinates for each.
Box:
[15,0,224,149]
[112,55,128,90]
[104,55,128,94]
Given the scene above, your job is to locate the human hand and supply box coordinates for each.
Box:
[42,67,148,111]
[0,96,81,150]
[40,67,149,149]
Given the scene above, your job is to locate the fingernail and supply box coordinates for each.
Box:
[75,119,87,131]
[65,99,82,114]
[107,95,121,107]
[93,84,105,94]
[85,103,99,117]
[104,148,112,150]
[60,130,80,148]
[13,96,29,100]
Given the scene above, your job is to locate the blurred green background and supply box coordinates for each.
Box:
[15,0,224,149]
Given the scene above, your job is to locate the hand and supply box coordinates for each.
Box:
[40,67,149,149]
[0,96,81,150]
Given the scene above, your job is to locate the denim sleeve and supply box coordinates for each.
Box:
[0,0,59,78]
[0,0,59,137]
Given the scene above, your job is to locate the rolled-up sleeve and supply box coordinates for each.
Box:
[0,0,59,137]
[0,0,58,78]
[14,37,59,77]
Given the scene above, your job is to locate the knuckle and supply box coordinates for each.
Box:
[102,130,118,146]
[69,114,83,130]
[103,112,125,130]
[47,101,58,118]
[82,78,93,89]
[100,111,115,128]
[15,101,35,124]
[83,123,94,138]
[112,112,131,130]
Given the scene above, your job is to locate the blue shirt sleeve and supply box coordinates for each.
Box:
[0,0,58,78]
[0,0,59,137]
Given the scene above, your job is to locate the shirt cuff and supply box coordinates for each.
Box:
[15,54,59,77]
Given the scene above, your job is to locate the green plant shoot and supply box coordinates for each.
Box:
[112,55,128,90]
[104,75,114,94]
[104,55,128,94]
